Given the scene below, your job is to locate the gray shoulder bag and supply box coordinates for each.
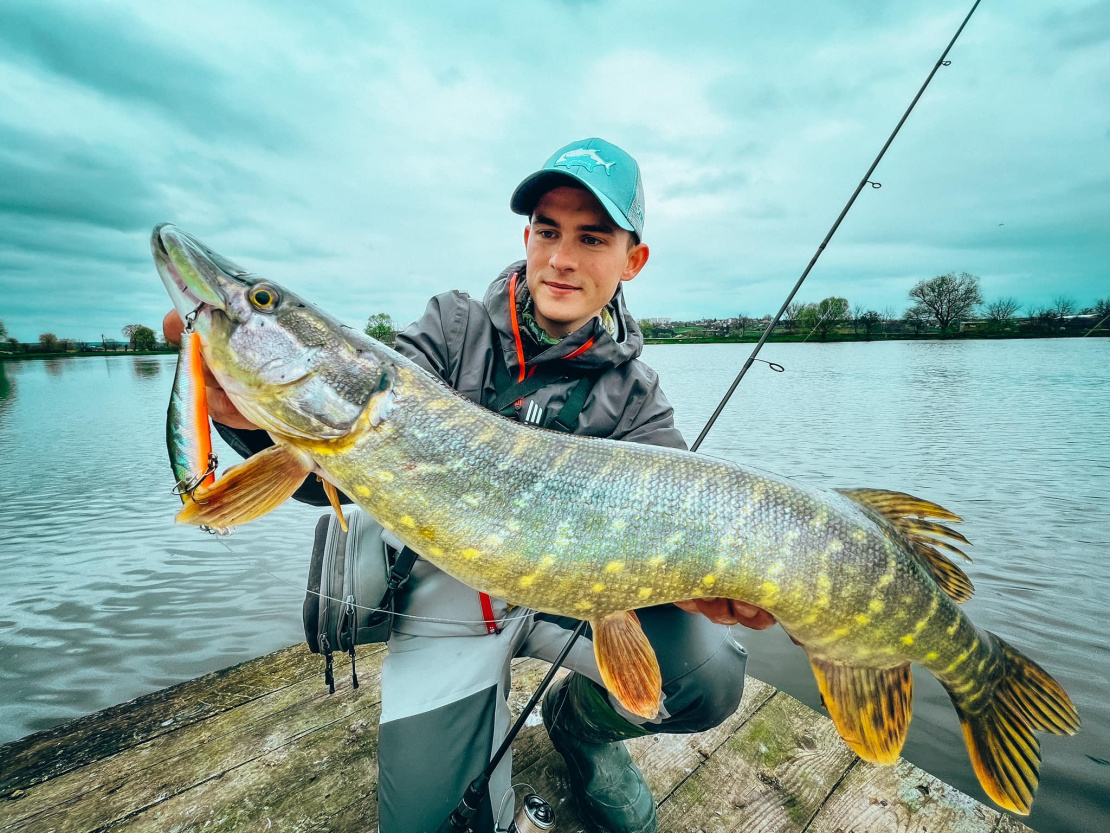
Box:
[302,508,417,692]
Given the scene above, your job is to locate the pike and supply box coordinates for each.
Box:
[153,224,1078,815]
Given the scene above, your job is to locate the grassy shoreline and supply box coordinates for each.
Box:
[644,331,1108,345]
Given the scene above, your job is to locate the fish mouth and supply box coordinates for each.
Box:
[151,223,248,320]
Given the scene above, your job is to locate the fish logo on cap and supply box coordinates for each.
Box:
[554,148,616,176]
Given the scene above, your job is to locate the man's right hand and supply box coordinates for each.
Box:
[163,310,259,431]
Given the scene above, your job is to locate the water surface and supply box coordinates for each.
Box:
[0,340,1106,832]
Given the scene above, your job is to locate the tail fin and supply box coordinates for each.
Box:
[948,635,1080,815]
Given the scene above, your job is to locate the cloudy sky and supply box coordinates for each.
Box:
[1,0,1107,342]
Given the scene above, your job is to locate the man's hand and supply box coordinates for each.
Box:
[674,598,777,630]
[162,310,259,431]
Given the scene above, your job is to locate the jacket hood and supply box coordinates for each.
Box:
[483,260,645,374]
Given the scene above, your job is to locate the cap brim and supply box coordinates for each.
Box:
[510,170,635,234]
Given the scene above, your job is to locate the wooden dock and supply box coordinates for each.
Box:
[0,643,1032,833]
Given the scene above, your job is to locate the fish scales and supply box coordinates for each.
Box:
[153,224,1078,815]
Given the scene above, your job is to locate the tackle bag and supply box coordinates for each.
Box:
[302,507,416,692]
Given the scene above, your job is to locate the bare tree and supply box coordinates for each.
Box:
[784,301,804,333]
[880,305,897,334]
[985,297,1021,326]
[1095,298,1110,318]
[860,310,883,339]
[39,333,60,352]
[1050,296,1076,323]
[122,324,142,351]
[903,305,931,336]
[908,272,982,335]
[0,319,7,341]
[847,302,864,335]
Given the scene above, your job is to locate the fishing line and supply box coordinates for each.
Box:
[690,0,984,453]
[209,536,536,628]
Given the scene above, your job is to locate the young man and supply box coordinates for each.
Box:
[165,138,773,833]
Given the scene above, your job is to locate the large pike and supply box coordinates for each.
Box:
[153,224,1077,815]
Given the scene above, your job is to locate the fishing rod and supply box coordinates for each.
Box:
[691,0,983,453]
[441,4,986,828]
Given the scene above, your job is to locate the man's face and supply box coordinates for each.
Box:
[524,186,649,338]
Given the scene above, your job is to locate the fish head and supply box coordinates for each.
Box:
[152,223,391,441]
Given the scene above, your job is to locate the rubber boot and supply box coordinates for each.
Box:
[541,672,657,833]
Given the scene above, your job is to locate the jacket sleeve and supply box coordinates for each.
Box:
[609,366,688,451]
[392,291,472,384]
[212,292,470,506]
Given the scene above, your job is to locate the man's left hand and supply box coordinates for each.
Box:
[674,598,776,630]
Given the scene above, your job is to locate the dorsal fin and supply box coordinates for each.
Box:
[837,488,974,603]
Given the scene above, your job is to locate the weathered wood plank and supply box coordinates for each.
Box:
[0,643,347,794]
[1,647,382,833]
[804,757,1015,833]
[654,691,858,833]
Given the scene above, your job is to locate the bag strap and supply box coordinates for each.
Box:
[488,347,601,434]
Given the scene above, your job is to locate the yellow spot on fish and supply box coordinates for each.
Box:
[356,485,372,497]
[947,620,960,636]
[852,528,867,542]
[506,520,521,533]
[946,650,971,673]
[854,614,870,626]
[486,533,504,547]
[420,527,436,540]
[428,546,444,557]
[462,494,481,507]
[761,581,780,604]
[375,470,395,482]
[818,574,832,594]
[810,510,829,528]
[926,651,939,661]
[541,554,557,568]
[400,515,416,528]
[834,625,851,637]
[702,574,716,587]
[592,583,605,593]
[877,572,894,589]
[638,588,654,600]
[649,554,667,566]
[520,576,536,588]
[574,600,594,612]
[605,562,623,574]
[462,548,482,560]
[611,518,627,532]
[901,635,915,646]
[424,399,450,411]
[824,539,843,554]
[868,599,885,614]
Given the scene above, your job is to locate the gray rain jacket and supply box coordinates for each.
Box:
[215,261,685,635]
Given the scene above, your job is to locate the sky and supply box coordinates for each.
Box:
[0,0,1107,342]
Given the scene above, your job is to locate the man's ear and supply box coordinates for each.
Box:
[621,243,650,283]
[523,224,531,248]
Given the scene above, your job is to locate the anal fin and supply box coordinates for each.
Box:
[592,611,662,720]
[809,657,913,765]
[320,477,348,533]
[178,443,313,528]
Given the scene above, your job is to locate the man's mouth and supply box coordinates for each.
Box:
[545,281,580,292]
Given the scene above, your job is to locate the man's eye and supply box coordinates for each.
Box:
[538,229,557,239]
[582,236,603,246]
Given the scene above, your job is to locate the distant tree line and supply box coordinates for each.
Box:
[640,274,1109,341]
[0,322,177,355]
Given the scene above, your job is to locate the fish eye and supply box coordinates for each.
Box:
[249,285,279,312]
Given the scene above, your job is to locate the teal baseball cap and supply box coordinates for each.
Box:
[510,138,646,241]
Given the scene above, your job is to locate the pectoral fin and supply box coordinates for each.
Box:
[591,611,662,720]
[177,443,313,528]
[319,477,348,533]
[809,657,913,765]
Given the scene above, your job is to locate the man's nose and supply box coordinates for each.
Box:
[550,238,576,271]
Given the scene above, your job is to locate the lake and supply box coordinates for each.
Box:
[0,339,1106,833]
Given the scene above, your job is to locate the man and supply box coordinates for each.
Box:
[165,138,773,833]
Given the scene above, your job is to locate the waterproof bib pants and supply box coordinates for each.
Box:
[377,565,750,833]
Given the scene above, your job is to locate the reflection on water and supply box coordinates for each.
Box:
[645,339,1109,833]
[43,358,64,376]
[0,344,1106,833]
[131,357,163,378]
